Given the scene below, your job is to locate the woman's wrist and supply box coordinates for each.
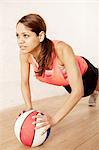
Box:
[52,112,64,126]
[52,116,59,126]
[26,105,33,111]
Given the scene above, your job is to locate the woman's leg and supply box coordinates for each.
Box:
[88,77,99,106]
[95,76,99,91]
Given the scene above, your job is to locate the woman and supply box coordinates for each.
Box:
[16,14,99,134]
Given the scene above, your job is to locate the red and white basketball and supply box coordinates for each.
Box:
[14,110,51,147]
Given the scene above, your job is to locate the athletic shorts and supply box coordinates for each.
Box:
[64,57,98,97]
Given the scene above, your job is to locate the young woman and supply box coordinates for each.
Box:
[16,14,99,134]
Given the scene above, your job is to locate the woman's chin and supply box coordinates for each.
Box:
[20,50,30,54]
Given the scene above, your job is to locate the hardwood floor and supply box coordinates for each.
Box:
[0,94,99,150]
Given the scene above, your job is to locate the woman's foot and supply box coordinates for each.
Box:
[88,91,99,107]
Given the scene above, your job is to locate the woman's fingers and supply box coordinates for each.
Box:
[41,125,51,135]
[35,121,49,129]
[32,114,46,119]
[32,114,47,123]
[16,110,26,119]
[32,119,46,125]
[31,113,52,134]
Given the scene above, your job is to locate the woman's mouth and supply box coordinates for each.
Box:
[20,46,27,50]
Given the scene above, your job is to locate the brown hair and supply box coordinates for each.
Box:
[17,14,55,76]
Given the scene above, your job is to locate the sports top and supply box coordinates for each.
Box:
[30,41,88,86]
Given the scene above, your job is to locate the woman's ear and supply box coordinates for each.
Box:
[39,31,45,42]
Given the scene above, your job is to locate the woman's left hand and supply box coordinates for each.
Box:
[32,112,55,135]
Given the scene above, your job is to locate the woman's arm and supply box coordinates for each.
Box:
[53,41,84,124]
[20,53,32,110]
[33,42,84,133]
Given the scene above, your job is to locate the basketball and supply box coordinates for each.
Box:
[14,110,51,147]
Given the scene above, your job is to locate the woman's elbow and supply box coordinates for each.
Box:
[78,88,84,98]
[73,86,84,98]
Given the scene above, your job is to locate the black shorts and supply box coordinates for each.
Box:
[64,57,98,97]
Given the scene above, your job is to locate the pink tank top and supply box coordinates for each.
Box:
[30,41,88,86]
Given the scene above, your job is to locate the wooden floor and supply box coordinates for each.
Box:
[0,94,99,150]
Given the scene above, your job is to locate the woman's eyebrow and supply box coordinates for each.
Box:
[16,32,29,35]
[22,32,29,34]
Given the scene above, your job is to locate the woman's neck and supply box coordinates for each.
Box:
[30,44,41,60]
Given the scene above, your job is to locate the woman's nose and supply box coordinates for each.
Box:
[18,37,25,44]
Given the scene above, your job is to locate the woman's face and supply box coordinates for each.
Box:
[16,23,40,53]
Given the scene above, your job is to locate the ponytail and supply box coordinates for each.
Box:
[36,37,55,76]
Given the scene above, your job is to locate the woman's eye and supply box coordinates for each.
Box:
[16,34,19,37]
[23,34,29,38]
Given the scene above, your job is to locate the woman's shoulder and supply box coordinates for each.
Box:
[52,40,72,57]
[53,40,72,51]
